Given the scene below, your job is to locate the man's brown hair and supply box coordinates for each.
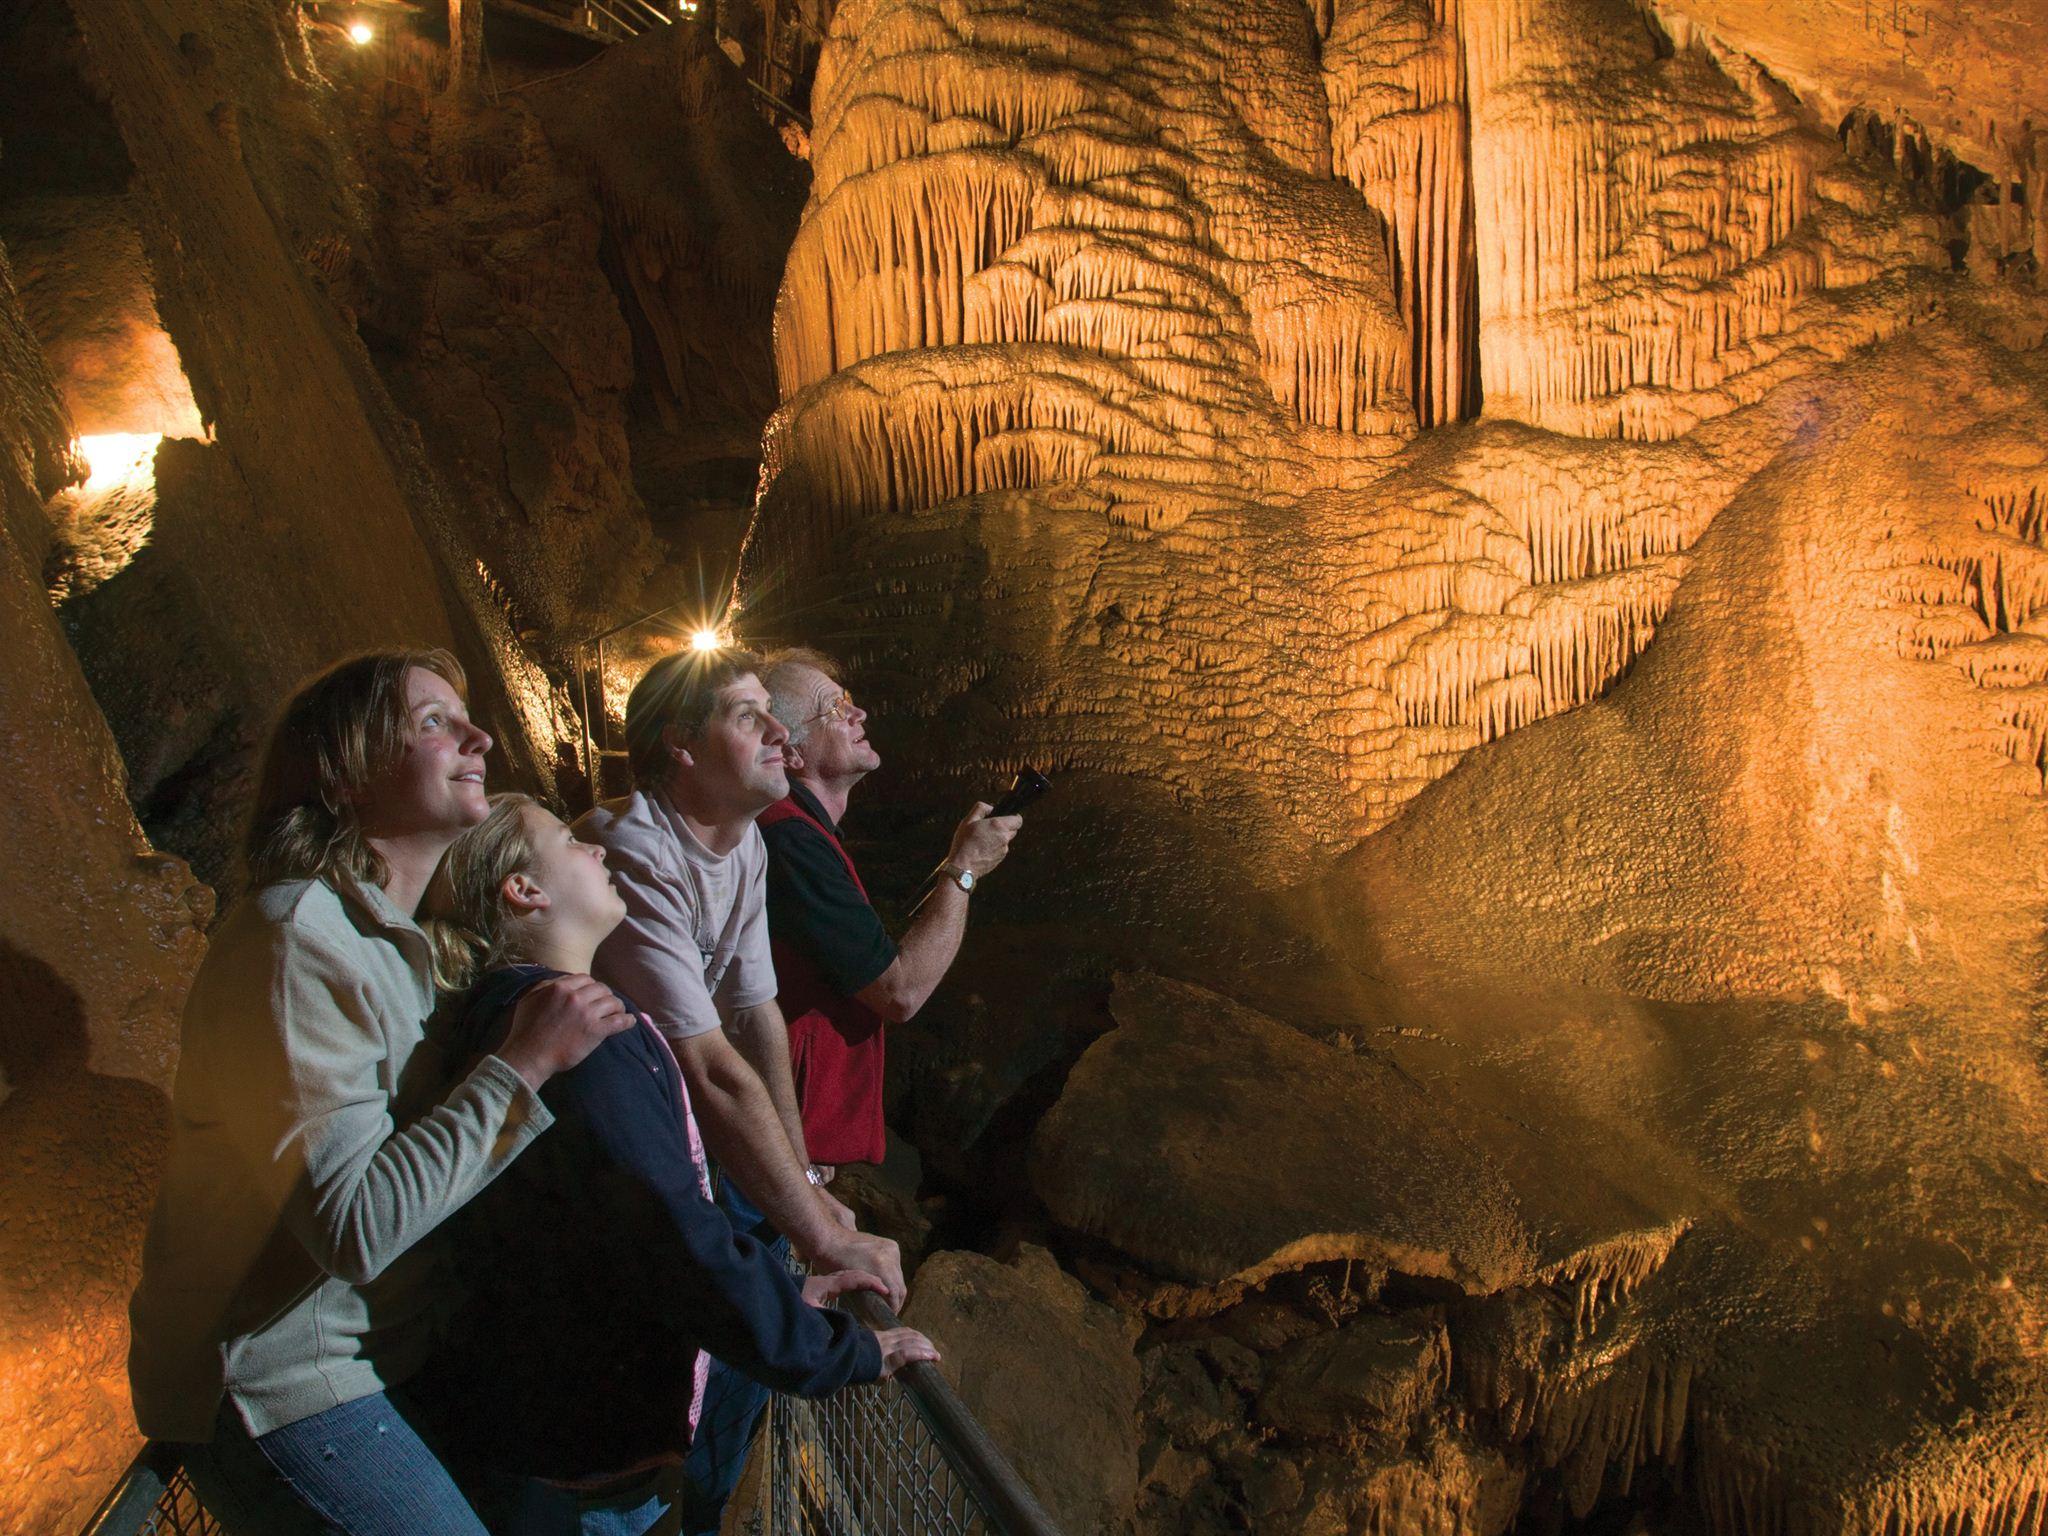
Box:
[243,648,469,890]
[622,646,765,787]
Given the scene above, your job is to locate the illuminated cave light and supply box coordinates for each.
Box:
[689,628,723,652]
[348,20,374,44]
[76,433,163,493]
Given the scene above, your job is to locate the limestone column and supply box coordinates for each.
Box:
[448,0,484,103]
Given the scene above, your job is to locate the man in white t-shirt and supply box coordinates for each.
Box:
[574,646,904,1534]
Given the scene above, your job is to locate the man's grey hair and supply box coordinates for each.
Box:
[759,647,844,747]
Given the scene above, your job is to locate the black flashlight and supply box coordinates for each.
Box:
[988,766,1051,819]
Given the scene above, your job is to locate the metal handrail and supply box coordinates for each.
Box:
[81,1281,1065,1536]
[85,1320,1066,1536]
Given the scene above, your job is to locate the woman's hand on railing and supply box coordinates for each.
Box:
[872,1326,941,1378]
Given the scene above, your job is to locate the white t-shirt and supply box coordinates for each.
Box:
[575,787,779,1044]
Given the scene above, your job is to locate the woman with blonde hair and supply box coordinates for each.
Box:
[129,650,634,1535]
[413,793,936,1536]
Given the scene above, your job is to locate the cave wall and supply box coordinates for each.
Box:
[0,3,814,1522]
[0,236,207,1536]
[66,0,569,798]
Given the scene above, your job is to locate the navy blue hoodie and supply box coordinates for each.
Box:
[416,965,881,1482]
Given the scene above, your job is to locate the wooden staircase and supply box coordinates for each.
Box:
[482,0,817,125]
[488,0,683,44]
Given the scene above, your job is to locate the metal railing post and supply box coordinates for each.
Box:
[78,1444,221,1536]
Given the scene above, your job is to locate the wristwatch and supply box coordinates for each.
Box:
[939,861,977,894]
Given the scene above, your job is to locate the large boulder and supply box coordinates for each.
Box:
[902,1245,1144,1535]
[1030,972,1689,1312]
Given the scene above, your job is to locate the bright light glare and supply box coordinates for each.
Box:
[348,20,374,44]
[690,628,723,653]
[77,433,162,493]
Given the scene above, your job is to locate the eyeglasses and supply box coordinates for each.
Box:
[801,691,858,730]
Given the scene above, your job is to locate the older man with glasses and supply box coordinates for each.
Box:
[756,648,1022,1177]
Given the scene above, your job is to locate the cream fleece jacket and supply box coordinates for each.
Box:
[128,874,553,1441]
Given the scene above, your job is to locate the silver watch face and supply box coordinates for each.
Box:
[954,866,976,893]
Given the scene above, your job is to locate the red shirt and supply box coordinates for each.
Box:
[758,792,890,1165]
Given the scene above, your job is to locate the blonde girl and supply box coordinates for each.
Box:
[415,795,935,1536]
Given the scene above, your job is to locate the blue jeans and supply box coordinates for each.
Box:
[676,1172,786,1536]
[178,1390,488,1536]
[495,1467,678,1536]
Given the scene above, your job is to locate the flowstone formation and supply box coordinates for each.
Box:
[737,0,2048,1529]
[746,0,1956,847]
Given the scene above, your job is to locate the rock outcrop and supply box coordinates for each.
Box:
[902,1245,1145,1535]
[1033,975,1688,1310]
[0,234,207,1536]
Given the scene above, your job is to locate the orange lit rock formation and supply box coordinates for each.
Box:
[2,0,2045,1523]
[738,0,2048,1529]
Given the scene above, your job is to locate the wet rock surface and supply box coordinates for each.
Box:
[902,1245,1144,1535]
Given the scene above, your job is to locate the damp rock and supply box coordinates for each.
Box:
[902,1245,1144,1535]
[1257,1310,1450,1444]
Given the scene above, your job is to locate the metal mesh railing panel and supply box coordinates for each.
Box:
[768,1384,989,1536]
[82,1453,225,1536]
[131,1470,224,1536]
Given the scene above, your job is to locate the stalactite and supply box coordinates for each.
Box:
[776,153,1044,392]
[1887,470,2048,787]
[1690,1406,2048,1536]
[1326,0,1478,427]
[1322,455,1708,835]
[768,344,1247,544]
[1448,0,1943,441]
[778,0,1412,440]
[1541,1222,1691,1337]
